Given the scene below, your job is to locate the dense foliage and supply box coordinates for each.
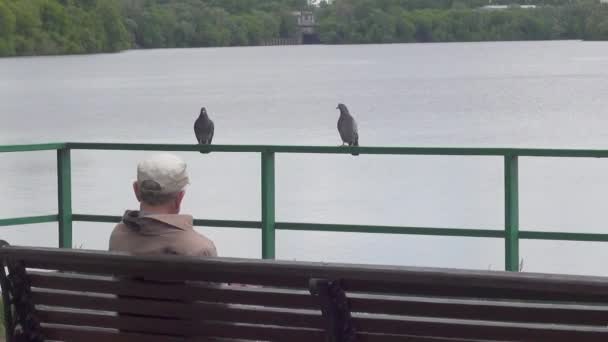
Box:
[0,0,607,57]
[317,0,608,43]
[0,0,129,56]
[123,0,308,48]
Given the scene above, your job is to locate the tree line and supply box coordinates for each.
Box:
[317,0,608,43]
[0,0,130,56]
[122,0,308,48]
[0,0,607,57]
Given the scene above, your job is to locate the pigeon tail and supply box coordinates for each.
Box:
[350,138,359,156]
[197,138,212,154]
[198,143,212,154]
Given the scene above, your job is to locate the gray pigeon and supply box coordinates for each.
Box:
[194,107,214,154]
[336,103,359,156]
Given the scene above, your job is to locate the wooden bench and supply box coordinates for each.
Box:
[2,242,608,341]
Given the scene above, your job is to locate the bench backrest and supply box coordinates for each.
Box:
[2,245,608,341]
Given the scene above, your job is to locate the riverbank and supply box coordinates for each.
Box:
[1,0,607,58]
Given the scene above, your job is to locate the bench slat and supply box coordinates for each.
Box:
[33,291,324,329]
[25,261,308,288]
[189,321,325,341]
[350,294,608,325]
[29,271,320,309]
[41,324,186,342]
[42,324,279,341]
[356,332,492,342]
[344,280,608,303]
[353,315,608,341]
[39,311,192,337]
[43,322,326,341]
[39,309,324,335]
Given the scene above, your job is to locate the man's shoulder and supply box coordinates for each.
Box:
[108,222,129,251]
[176,228,218,257]
[110,220,126,232]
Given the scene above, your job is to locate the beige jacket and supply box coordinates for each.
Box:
[109,210,217,257]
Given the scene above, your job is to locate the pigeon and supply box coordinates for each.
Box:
[336,103,359,156]
[194,107,214,154]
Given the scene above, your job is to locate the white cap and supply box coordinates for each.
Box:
[137,153,189,194]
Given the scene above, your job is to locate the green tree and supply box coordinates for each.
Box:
[0,1,16,37]
[2,0,608,57]
[96,0,130,51]
[395,14,415,42]
[0,1,16,55]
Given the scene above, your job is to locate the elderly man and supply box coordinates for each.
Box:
[109,153,217,257]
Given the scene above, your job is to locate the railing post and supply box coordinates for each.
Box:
[57,148,72,249]
[261,151,276,259]
[504,155,519,271]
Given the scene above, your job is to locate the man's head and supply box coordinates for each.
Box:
[133,153,190,214]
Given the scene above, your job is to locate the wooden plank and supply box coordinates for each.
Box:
[2,245,606,301]
[356,332,492,342]
[349,294,608,325]
[42,321,322,341]
[33,291,323,329]
[29,271,320,309]
[29,272,184,299]
[185,321,325,341]
[33,291,190,318]
[26,261,308,288]
[41,324,186,342]
[344,279,608,303]
[42,319,322,341]
[352,315,608,341]
[38,310,193,336]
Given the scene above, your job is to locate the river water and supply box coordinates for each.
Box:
[2,41,608,275]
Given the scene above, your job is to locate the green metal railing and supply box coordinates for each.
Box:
[4,142,608,271]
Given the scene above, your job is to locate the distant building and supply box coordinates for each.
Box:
[292,10,316,34]
[480,4,537,10]
[480,5,509,10]
[289,10,319,44]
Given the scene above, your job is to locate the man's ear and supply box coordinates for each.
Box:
[133,182,142,202]
[174,190,185,212]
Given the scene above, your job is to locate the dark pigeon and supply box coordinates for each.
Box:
[194,107,214,154]
[336,103,359,156]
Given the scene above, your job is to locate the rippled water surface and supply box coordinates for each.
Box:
[2,41,608,275]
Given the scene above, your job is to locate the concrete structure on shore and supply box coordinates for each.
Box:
[480,4,537,10]
[265,10,319,45]
[293,10,320,44]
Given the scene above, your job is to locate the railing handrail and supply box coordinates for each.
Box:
[0,143,66,153]
[3,141,608,272]
[4,142,608,157]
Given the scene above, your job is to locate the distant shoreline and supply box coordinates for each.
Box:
[1,39,602,59]
[1,1,607,58]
